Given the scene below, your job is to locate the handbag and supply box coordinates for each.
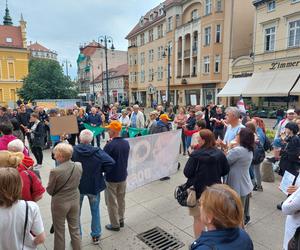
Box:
[174,183,197,207]
[50,164,75,234]
[288,226,300,250]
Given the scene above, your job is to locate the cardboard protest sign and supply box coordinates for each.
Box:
[50,115,79,136]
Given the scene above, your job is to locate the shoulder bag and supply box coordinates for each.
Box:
[22,201,28,250]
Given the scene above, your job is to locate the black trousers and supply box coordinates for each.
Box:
[31,146,43,165]
[91,134,101,147]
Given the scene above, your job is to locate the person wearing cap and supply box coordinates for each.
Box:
[270,109,296,162]
[104,121,130,231]
[150,114,171,134]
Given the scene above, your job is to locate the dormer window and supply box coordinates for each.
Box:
[139,16,144,26]
[150,13,154,21]
[6,37,12,43]
[159,4,165,16]
[191,9,198,20]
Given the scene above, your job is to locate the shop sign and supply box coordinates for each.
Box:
[270,61,300,70]
[147,84,156,94]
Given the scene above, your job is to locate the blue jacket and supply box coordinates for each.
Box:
[72,144,115,195]
[87,113,102,126]
[191,228,253,250]
[104,137,130,182]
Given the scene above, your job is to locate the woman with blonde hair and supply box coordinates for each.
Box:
[190,184,253,250]
[0,167,46,249]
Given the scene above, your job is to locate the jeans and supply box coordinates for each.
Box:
[91,134,100,147]
[241,194,250,218]
[253,163,262,187]
[186,136,192,150]
[80,193,101,238]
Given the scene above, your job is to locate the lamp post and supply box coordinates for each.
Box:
[162,44,171,111]
[62,59,72,77]
[88,62,96,102]
[98,36,115,104]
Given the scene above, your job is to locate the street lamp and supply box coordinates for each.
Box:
[162,44,171,110]
[98,36,115,104]
[87,59,96,102]
[62,59,72,77]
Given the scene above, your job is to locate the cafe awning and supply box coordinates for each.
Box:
[289,75,300,95]
[217,77,251,97]
[242,69,300,97]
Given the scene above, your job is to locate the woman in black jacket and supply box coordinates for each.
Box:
[184,129,229,238]
[26,113,45,170]
[279,122,300,176]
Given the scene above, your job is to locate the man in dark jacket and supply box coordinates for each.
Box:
[103,121,130,231]
[72,129,115,245]
[17,104,30,137]
[150,114,171,134]
[87,107,102,147]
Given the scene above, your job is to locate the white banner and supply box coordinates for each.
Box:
[125,130,181,192]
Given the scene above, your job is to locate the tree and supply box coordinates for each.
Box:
[18,59,78,101]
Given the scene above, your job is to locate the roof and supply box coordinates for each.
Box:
[28,42,52,52]
[0,25,24,48]
[95,64,128,82]
[80,41,104,57]
[252,0,268,7]
[125,0,181,39]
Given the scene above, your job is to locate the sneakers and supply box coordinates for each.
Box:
[253,184,263,192]
[105,224,120,231]
[120,221,124,228]
[92,236,100,245]
[244,216,251,226]
[33,164,42,170]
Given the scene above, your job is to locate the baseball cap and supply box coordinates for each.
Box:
[105,120,122,132]
[160,114,171,121]
[287,109,295,114]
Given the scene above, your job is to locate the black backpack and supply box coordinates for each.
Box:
[263,136,272,152]
[252,141,266,165]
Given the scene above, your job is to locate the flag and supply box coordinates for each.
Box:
[237,95,246,114]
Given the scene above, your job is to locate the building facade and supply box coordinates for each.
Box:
[0,6,29,107]
[77,41,127,101]
[126,0,255,107]
[28,41,58,60]
[90,64,129,105]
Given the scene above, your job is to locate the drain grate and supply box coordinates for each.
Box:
[137,227,185,250]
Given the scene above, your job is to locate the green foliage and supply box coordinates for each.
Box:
[18,59,78,101]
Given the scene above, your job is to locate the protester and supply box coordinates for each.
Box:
[282,185,300,250]
[47,143,82,250]
[184,129,229,238]
[17,104,30,137]
[109,106,119,122]
[129,105,145,128]
[11,118,25,142]
[26,113,45,170]
[252,117,266,146]
[174,107,188,155]
[273,107,285,130]
[190,184,253,250]
[146,111,158,134]
[72,129,115,244]
[211,106,225,140]
[87,107,102,147]
[0,122,18,150]
[156,105,164,119]
[119,109,130,127]
[77,108,87,143]
[0,167,46,249]
[104,121,130,231]
[184,110,196,150]
[8,139,45,201]
[0,106,9,123]
[226,128,254,225]
[189,120,207,153]
[167,107,175,121]
[150,114,171,134]
[66,109,77,146]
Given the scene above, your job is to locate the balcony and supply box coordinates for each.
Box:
[192,47,198,56]
[184,49,190,58]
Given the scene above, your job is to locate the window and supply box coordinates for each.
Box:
[148,68,154,81]
[267,1,276,11]
[205,0,212,15]
[264,26,275,51]
[140,33,145,46]
[191,10,198,20]
[176,14,180,27]
[157,46,164,60]
[216,24,221,43]
[204,56,210,73]
[157,24,163,39]
[288,20,300,47]
[167,17,173,31]
[204,27,211,46]
[130,37,137,46]
[215,55,221,73]
[216,0,222,12]
[141,70,145,83]
[148,49,154,63]
[193,33,198,52]
[149,29,154,42]
[129,55,133,66]
[157,66,164,80]
[150,13,154,21]
[10,89,16,101]
[6,37,12,43]
[192,58,197,76]
[8,62,14,79]
[134,54,138,65]
[140,52,145,65]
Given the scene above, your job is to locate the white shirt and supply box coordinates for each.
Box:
[0,200,44,250]
[119,115,130,127]
[282,187,300,250]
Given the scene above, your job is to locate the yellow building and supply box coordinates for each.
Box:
[0,5,29,107]
[126,0,255,107]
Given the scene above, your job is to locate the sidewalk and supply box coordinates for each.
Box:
[37,148,286,250]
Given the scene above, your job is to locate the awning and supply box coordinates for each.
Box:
[289,75,300,95]
[243,69,300,97]
[217,77,251,97]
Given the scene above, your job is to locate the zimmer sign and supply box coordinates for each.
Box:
[270,61,300,70]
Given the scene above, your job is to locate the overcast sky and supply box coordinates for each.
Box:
[5,0,162,79]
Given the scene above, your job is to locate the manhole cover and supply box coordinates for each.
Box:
[137,227,185,250]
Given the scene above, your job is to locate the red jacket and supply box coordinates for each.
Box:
[184,129,199,137]
[17,156,45,201]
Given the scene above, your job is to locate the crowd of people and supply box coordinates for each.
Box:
[0,101,299,249]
